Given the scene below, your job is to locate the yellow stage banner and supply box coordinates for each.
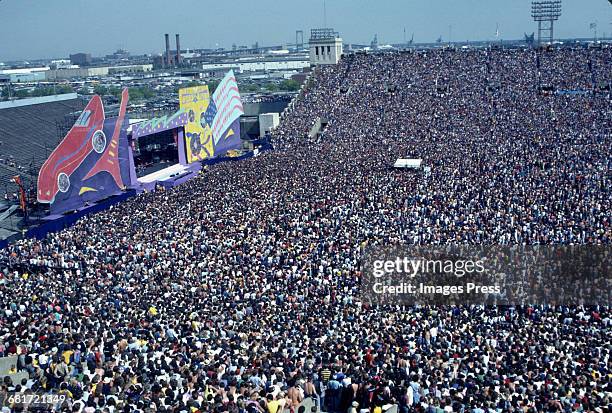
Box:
[179,86,213,162]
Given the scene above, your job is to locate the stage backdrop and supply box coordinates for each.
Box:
[37,89,135,214]
[179,70,244,163]
[179,85,213,163]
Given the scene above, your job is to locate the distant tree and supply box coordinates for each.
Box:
[141,87,155,99]
[242,84,260,93]
[279,79,300,92]
[2,84,74,99]
[93,85,108,96]
[56,84,74,94]
[30,87,51,97]
[208,80,220,94]
[15,89,30,98]
[128,86,155,102]
[128,87,142,101]
[108,86,122,99]
[265,83,279,92]
[183,81,203,88]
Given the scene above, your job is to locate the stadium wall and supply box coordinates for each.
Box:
[29,190,137,240]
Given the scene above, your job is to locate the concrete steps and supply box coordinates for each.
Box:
[0,355,30,385]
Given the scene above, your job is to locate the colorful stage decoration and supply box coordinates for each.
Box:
[131,109,189,139]
[179,85,213,163]
[209,70,244,152]
[37,88,135,214]
[179,70,243,163]
[37,73,244,213]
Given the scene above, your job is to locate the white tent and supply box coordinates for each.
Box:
[393,158,422,169]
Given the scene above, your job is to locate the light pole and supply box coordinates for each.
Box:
[531,1,562,45]
[590,22,598,42]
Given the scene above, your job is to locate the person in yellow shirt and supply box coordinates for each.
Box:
[266,393,280,413]
[63,349,74,365]
[59,382,74,399]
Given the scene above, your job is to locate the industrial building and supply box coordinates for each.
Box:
[201,56,309,74]
[45,64,153,80]
[0,72,46,83]
[69,53,92,66]
[0,67,49,83]
[0,64,153,82]
[153,34,183,68]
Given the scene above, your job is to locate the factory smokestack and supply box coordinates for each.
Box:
[175,34,181,66]
[165,33,171,67]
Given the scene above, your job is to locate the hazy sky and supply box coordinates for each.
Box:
[0,0,610,61]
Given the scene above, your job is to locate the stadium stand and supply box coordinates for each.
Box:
[0,47,610,412]
[0,97,85,193]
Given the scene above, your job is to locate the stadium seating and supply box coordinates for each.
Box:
[0,47,609,412]
[0,98,85,193]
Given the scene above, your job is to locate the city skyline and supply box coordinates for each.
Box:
[0,0,611,61]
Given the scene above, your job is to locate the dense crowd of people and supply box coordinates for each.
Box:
[0,46,610,412]
[241,93,295,104]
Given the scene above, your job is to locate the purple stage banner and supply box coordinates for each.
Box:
[37,89,135,214]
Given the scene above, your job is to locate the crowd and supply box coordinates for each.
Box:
[0,46,610,412]
[241,93,295,104]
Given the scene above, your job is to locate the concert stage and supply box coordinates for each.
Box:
[2,163,201,246]
[137,162,202,191]
[0,72,260,249]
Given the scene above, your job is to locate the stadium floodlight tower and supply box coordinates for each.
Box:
[309,28,343,66]
[531,0,562,45]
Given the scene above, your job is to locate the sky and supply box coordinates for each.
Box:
[0,0,610,61]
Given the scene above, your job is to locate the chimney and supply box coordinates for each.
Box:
[165,33,171,67]
[175,34,181,66]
